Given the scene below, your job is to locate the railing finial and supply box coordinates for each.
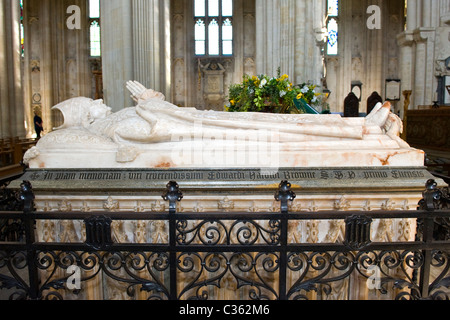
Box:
[162,181,183,213]
[421,179,441,211]
[275,180,296,213]
[19,181,35,214]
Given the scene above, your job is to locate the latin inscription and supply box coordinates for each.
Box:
[27,169,428,183]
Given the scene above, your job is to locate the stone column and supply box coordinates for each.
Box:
[100,0,133,112]
[256,0,324,84]
[20,0,92,135]
[399,0,445,109]
[413,33,427,107]
[0,0,25,139]
[132,0,171,96]
[255,0,280,77]
[441,0,450,25]
[406,0,417,30]
[422,0,432,28]
[101,0,171,111]
[397,31,414,118]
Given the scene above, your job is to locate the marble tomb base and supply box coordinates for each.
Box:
[9,166,442,300]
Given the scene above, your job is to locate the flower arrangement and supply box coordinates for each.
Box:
[226,71,329,114]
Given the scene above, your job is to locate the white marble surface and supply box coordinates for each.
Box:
[24,83,425,169]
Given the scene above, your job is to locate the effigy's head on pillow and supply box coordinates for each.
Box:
[52,97,112,130]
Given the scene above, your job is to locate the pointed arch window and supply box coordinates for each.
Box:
[20,0,24,57]
[194,0,233,57]
[89,0,101,57]
[326,0,339,55]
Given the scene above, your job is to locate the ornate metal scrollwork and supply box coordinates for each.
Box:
[176,219,282,246]
[418,180,450,241]
[177,252,279,300]
[0,181,34,242]
[287,251,356,300]
[1,180,449,300]
[34,250,170,300]
[0,181,34,213]
[0,250,29,300]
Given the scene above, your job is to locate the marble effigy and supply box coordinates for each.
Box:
[11,82,444,301]
[23,81,424,170]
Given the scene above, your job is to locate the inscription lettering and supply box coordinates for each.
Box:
[129,173,142,180]
[43,172,53,180]
[28,168,429,184]
[321,171,330,180]
[145,172,203,181]
[363,171,388,179]
[79,172,122,180]
[391,170,425,179]
[208,171,245,180]
[334,171,344,180]
[283,171,316,180]
[55,173,77,180]
[249,171,281,181]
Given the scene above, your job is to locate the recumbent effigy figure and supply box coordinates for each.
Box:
[23,81,423,169]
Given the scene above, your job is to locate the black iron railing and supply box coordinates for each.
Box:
[0,180,449,300]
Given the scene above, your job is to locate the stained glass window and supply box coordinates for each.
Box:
[194,0,233,56]
[326,0,339,55]
[89,0,101,57]
[327,0,338,17]
[20,0,24,57]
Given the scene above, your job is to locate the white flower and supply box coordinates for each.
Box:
[279,90,287,98]
[301,86,309,93]
[259,78,267,88]
[312,96,317,103]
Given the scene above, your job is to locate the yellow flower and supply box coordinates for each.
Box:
[230,99,236,105]
[296,93,303,100]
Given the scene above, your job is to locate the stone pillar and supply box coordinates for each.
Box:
[441,0,450,26]
[256,0,324,84]
[0,0,25,139]
[398,0,417,113]
[101,0,171,111]
[100,0,134,112]
[255,0,280,77]
[132,0,171,97]
[413,32,427,107]
[21,0,91,135]
[406,0,417,30]
[399,0,448,109]
[397,31,414,118]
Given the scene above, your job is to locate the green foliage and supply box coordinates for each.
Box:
[226,71,329,114]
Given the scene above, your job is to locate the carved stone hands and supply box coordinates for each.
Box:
[126,80,147,103]
[126,80,165,104]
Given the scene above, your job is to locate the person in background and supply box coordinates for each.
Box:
[34,110,43,139]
